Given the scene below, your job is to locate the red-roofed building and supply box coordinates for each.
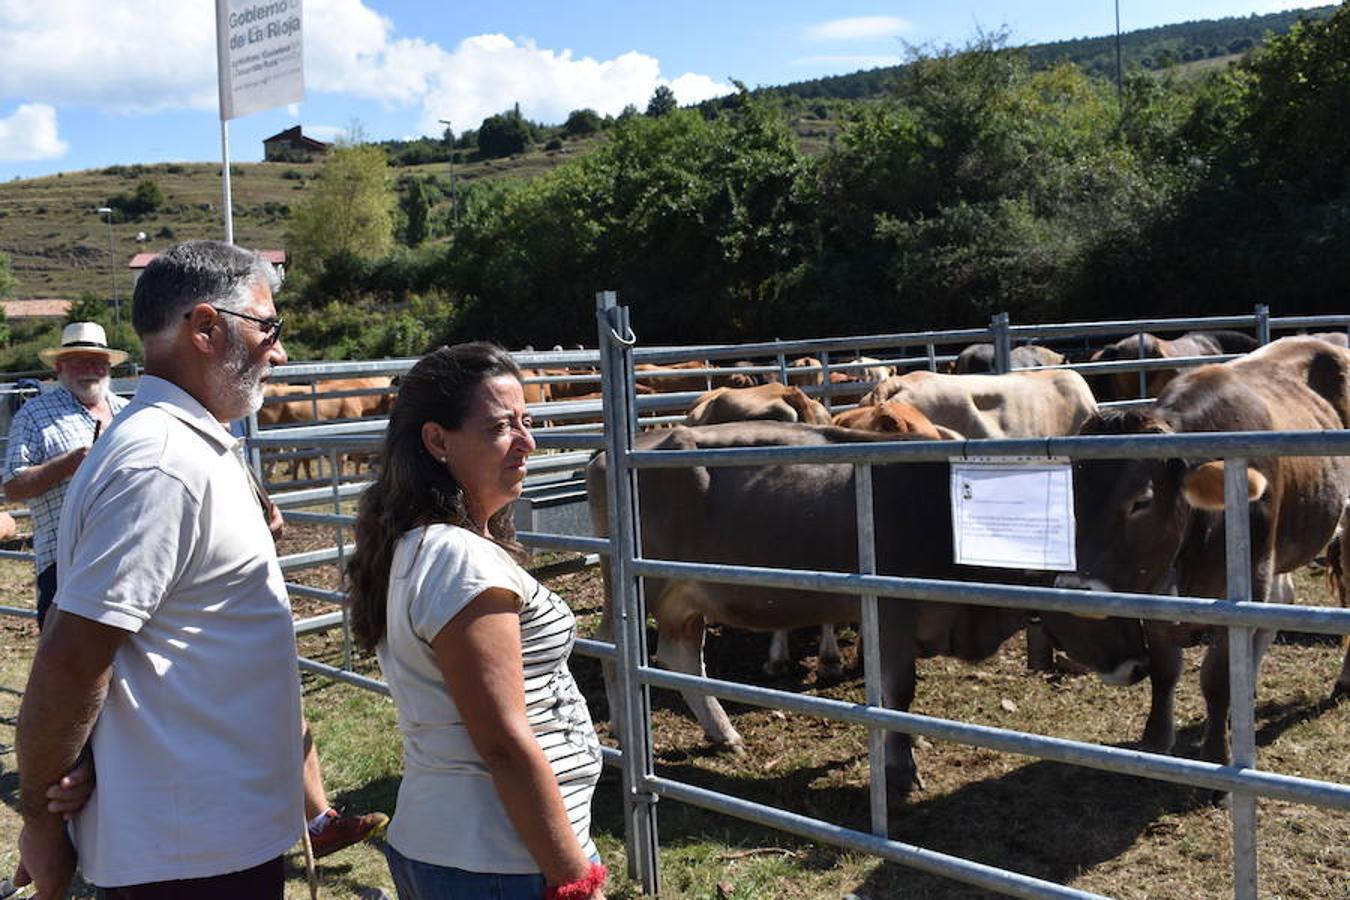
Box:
[263,126,330,162]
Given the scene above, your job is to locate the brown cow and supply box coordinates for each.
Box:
[830,401,951,441]
[258,377,394,480]
[950,344,1066,374]
[636,360,716,394]
[1323,508,1350,698]
[862,368,1097,670]
[684,383,835,676]
[1086,330,1258,401]
[863,369,1097,441]
[586,421,1154,817]
[786,357,824,386]
[686,383,832,427]
[1052,337,1350,765]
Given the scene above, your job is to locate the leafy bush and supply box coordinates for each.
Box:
[105,179,165,221]
[563,108,603,137]
[477,107,533,159]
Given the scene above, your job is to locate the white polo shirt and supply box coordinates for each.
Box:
[56,375,303,887]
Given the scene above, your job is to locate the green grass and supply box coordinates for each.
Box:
[4,547,1349,899]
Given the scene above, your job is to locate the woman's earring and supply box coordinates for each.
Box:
[439,456,447,464]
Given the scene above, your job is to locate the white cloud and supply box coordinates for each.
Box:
[0,104,69,161]
[806,16,911,43]
[0,1,218,113]
[0,0,731,137]
[413,36,732,137]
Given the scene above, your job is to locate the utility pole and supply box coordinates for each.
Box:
[96,206,119,329]
[1115,0,1125,111]
[437,118,458,229]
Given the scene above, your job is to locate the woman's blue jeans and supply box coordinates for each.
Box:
[382,842,548,900]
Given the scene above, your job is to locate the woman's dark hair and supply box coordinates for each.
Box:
[347,342,524,651]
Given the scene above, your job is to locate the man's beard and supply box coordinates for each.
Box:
[59,371,110,407]
[217,321,270,420]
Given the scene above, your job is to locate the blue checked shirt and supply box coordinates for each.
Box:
[4,385,128,571]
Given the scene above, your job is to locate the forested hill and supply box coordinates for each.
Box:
[762,5,1338,100]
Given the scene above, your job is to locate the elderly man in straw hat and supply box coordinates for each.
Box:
[4,321,129,630]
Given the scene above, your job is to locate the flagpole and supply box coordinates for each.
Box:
[220,120,234,245]
[215,0,234,245]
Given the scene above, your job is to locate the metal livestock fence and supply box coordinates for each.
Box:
[2,304,1349,899]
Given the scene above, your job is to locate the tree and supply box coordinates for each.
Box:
[477,107,532,159]
[646,85,678,117]
[106,178,164,221]
[0,250,15,300]
[287,143,397,277]
[401,176,432,247]
[66,292,111,327]
[563,108,603,137]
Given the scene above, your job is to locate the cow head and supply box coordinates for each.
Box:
[1046,408,1267,681]
[1059,409,1267,597]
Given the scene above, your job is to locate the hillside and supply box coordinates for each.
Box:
[0,138,608,301]
[760,5,1336,100]
[0,4,1336,305]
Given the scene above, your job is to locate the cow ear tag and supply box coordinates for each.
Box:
[950,456,1076,571]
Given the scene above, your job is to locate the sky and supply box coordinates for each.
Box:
[0,0,1323,182]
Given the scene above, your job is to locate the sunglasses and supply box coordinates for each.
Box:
[187,305,285,345]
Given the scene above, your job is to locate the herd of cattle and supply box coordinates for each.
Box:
[243,330,1350,821]
[577,332,1350,821]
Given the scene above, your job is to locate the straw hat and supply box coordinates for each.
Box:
[38,322,129,367]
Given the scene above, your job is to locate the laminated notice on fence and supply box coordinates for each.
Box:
[950,457,1076,571]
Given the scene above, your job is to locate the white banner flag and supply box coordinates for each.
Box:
[216,0,305,121]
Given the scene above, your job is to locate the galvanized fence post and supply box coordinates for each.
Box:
[596,291,661,893]
[820,350,833,413]
[1224,457,1259,900]
[926,341,938,372]
[331,447,352,671]
[991,313,1012,374]
[854,463,887,837]
[1254,304,1271,346]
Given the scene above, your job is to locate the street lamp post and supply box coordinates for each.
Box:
[437,118,458,229]
[95,206,119,329]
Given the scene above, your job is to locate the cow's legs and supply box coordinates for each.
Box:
[764,630,792,676]
[1199,638,1233,764]
[594,588,624,744]
[1025,623,1055,672]
[1327,531,1350,698]
[878,599,920,824]
[817,624,843,681]
[655,611,743,751]
[765,625,844,680]
[1141,620,1183,753]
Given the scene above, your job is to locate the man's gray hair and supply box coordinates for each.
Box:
[132,240,280,338]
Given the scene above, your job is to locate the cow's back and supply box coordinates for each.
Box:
[1158,337,1350,433]
[587,421,957,631]
[863,369,1096,438]
[1157,337,1350,575]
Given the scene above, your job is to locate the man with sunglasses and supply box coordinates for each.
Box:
[14,241,307,898]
